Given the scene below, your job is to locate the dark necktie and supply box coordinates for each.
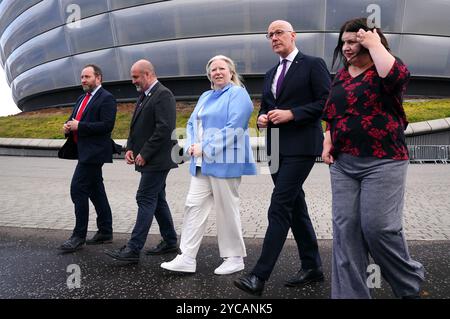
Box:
[136,93,145,107]
[133,93,146,120]
[276,59,288,98]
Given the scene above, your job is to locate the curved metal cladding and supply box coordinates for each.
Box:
[0,0,449,111]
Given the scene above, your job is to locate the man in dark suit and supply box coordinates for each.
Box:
[59,64,117,252]
[234,20,331,295]
[105,59,178,262]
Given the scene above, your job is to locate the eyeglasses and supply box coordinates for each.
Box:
[266,30,294,40]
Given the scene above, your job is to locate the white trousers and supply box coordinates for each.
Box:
[179,169,246,259]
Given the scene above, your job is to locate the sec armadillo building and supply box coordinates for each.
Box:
[0,0,449,112]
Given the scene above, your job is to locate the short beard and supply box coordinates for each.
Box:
[135,85,142,92]
[82,85,93,93]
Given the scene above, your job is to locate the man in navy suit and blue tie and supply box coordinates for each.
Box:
[59,64,117,252]
[235,20,331,296]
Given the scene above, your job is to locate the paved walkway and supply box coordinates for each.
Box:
[1,226,448,299]
[0,156,449,300]
[0,156,449,240]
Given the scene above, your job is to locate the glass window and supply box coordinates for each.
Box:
[65,13,114,55]
[403,0,450,36]
[385,34,400,56]
[116,42,180,79]
[0,48,6,66]
[4,62,12,84]
[0,0,41,36]
[12,57,77,101]
[10,80,18,103]
[6,27,70,79]
[1,0,63,60]
[107,0,163,11]
[71,48,120,82]
[110,2,176,45]
[248,0,325,32]
[399,35,450,77]
[111,0,326,47]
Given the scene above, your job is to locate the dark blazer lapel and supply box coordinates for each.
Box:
[266,65,278,95]
[131,82,161,127]
[70,95,84,119]
[276,51,304,99]
[80,87,103,121]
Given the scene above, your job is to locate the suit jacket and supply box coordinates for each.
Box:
[259,51,331,156]
[127,82,178,172]
[65,87,117,164]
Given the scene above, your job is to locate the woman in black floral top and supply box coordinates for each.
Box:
[322,18,424,299]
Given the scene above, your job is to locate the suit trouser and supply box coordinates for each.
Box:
[252,155,321,281]
[330,153,425,299]
[128,170,177,251]
[179,167,246,259]
[127,170,177,252]
[70,162,112,238]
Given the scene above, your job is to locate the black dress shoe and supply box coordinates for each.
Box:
[234,274,265,296]
[86,232,113,245]
[59,236,85,252]
[285,268,324,287]
[145,240,179,255]
[105,245,139,262]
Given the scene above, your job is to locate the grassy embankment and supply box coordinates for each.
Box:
[0,99,449,139]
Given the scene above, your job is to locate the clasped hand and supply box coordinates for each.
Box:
[63,118,79,133]
[257,109,294,128]
[125,150,146,166]
[188,143,202,157]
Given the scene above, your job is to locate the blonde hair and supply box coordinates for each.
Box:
[206,55,243,89]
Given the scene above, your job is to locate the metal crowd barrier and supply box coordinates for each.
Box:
[253,144,450,164]
[408,145,449,164]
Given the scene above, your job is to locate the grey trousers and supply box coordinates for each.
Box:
[330,153,425,299]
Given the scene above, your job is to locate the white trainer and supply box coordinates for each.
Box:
[214,257,244,275]
[161,254,196,273]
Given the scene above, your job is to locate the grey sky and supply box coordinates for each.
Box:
[0,68,19,116]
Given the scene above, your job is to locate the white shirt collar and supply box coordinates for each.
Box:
[145,80,158,96]
[279,47,299,64]
[90,85,102,96]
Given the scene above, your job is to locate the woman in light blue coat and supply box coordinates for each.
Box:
[161,55,256,275]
